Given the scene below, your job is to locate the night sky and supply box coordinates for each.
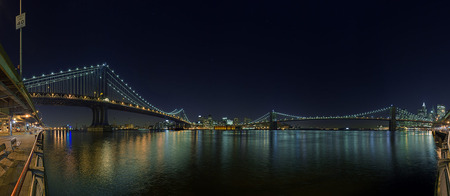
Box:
[1,0,450,126]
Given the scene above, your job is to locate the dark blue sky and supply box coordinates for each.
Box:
[1,0,450,126]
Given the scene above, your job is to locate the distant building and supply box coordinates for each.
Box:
[243,117,251,124]
[198,115,205,125]
[122,124,134,129]
[233,118,239,125]
[429,106,435,120]
[197,114,215,129]
[418,102,427,118]
[206,115,214,128]
[154,120,174,129]
[437,104,446,119]
[226,119,233,125]
[221,117,228,125]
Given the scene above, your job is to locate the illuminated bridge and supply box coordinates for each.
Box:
[247,106,434,131]
[23,63,191,130]
[21,63,437,131]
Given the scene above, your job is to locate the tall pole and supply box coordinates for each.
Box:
[19,0,23,78]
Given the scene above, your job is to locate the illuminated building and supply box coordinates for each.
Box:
[429,107,435,120]
[437,104,446,119]
[198,115,205,124]
[243,117,251,124]
[226,119,233,125]
[233,118,239,125]
[417,102,427,118]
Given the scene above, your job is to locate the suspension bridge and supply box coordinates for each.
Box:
[19,63,440,131]
[23,63,191,131]
[246,106,435,131]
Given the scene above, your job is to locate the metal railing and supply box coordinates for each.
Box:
[11,131,46,196]
[435,130,450,196]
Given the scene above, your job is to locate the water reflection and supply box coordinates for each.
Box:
[44,130,436,195]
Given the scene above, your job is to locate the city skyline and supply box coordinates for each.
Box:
[1,0,450,125]
[0,1,446,195]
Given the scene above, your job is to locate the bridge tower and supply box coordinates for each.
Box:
[389,106,397,131]
[269,111,278,130]
[90,105,109,126]
[88,66,111,131]
[99,65,108,99]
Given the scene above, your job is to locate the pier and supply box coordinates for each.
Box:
[0,132,44,195]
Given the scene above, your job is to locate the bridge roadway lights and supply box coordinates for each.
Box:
[88,105,112,132]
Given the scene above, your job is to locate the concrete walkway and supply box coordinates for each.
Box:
[0,132,37,195]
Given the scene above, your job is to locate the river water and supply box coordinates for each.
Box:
[43,130,436,195]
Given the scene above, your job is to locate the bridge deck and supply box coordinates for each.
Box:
[31,94,190,124]
[0,43,39,121]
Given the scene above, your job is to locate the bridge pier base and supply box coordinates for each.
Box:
[91,106,99,126]
[269,111,278,130]
[269,122,278,130]
[87,126,112,132]
[89,105,111,131]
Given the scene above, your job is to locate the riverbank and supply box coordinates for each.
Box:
[0,132,37,195]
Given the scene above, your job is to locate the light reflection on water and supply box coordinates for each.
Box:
[44,130,437,195]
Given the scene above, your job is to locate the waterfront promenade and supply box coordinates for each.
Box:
[433,130,450,196]
[0,132,37,195]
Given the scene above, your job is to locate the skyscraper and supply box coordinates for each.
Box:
[198,115,205,124]
[418,102,427,118]
[429,107,435,120]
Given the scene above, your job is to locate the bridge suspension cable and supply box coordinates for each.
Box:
[250,112,271,124]
[23,63,191,123]
[248,106,432,124]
